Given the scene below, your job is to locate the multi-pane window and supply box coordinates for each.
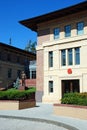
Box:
[61,50,66,66]
[61,47,80,66]
[54,28,60,39]
[49,51,53,67]
[8,68,12,78]
[77,22,84,35]
[75,48,80,65]
[68,49,73,65]
[64,25,71,37]
[49,81,53,93]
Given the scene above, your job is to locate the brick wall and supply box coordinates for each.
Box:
[36,50,44,101]
[20,79,36,87]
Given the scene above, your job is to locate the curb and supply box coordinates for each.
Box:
[0,115,79,130]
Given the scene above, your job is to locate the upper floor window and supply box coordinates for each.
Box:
[77,22,84,35]
[61,50,66,66]
[49,81,53,93]
[61,47,80,67]
[64,25,71,37]
[0,52,1,60]
[17,56,20,63]
[75,48,80,65]
[7,53,11,61]
[53,28,60,39]
[68,49,73,65]
[49,51,53,67]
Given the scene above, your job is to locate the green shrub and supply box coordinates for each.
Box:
[61,92,87,106]
[0,87,36,100]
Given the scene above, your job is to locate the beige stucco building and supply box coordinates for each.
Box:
[20,1,87,103]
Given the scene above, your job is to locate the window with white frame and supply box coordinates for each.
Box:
[53,28,60,39]
[75,47,80,65]
[64,25,71,37]
[61,49,66,66]
[49,51,53,67]
[61,47,80,66]
[77,22,84,35]
[68,48,73,65]
[49,81,53,93]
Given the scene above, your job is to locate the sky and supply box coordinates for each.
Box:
[0,0,86,50]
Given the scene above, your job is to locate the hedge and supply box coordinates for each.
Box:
[0,87,36,100]
[61,92,87,106]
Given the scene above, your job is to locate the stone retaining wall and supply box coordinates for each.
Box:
[0,99,36,110]
[54,104,87,120]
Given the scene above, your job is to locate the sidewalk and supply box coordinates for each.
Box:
[0,103,87,130]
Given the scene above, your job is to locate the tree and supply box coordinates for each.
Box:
[25,40,37,54]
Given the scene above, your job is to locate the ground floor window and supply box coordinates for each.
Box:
[62,79,79,97]
[8,68,12,78]
[49,81,53,93]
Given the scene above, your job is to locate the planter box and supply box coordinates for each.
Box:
[0,99,36,110]
[54,104,87,120]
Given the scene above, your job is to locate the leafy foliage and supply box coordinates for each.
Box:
[0,87,36,100]
[25,40,37,54]
[61,92,87,106]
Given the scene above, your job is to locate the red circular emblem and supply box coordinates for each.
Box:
[67,68,72,74]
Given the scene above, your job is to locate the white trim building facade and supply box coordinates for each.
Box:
[20,1,87,103]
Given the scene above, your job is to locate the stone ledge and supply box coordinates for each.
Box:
[54,104,87,120]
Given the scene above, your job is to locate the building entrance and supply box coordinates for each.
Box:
[62,79,79,97]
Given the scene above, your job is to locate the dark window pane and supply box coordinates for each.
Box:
[49,81,53,93]
[75,48,80,65]
[65,25,71,37]
[61,50,66,66]
[49,51,53,67]
[68,49,73,65]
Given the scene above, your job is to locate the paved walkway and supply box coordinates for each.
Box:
[0,103,87,130]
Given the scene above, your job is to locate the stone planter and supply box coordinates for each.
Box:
[0,99,36,110]
[54,104,87,120]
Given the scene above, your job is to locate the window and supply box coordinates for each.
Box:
[68,49,73,65]
[0,52,1,60]
[17,56,20,63]
[75,48,80,65]
[17,70,21,78]
[8,68,12,78]
[64,25,71,37]
[49,51,53,67]
[32,71,36,79]
[49,81,53,93]
[61,50,66,66]
[61,48,80,67]
[77,22,84,35]
[54,28,60,39]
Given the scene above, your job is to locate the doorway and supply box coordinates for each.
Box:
[62,79,80,97]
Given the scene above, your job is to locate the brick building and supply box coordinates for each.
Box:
[0,42,36,88]
[20,1,87,102]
